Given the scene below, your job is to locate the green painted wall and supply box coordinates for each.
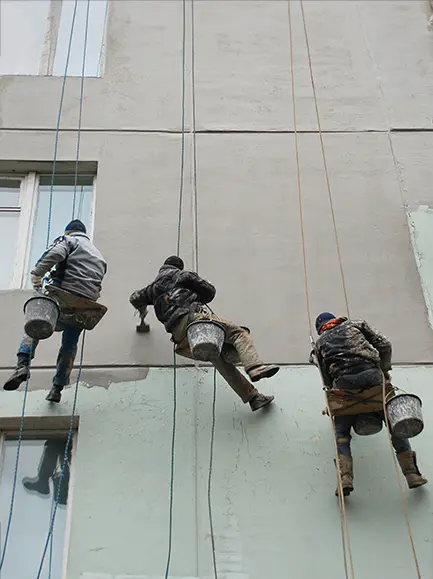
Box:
[0,366,430,579]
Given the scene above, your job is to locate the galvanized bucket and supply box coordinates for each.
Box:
[187,320,226,362]
[23,295,60,340]
[386,393,424,439]
[353,413,383,436]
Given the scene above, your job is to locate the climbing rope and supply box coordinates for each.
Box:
[188,2,218,573]
[164,2,187,577]
[72,0,91,218]
[299,0,350,320]
[0,347,33,570]
[46,0,80,247]
[287,2,355,577]
[382,381,422,578]
[36,332,86,579]
[208,370,218,579]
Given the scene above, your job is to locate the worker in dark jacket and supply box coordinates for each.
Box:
[314,312,427,496]
[3,220,107,404]
[130,256,278,411]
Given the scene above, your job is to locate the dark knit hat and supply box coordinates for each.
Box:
[164,256,184,270]
[64,219,86,234]
[315,312,336,334]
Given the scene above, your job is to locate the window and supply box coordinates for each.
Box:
[0,172,95,291]
[0,433,75,578]
[0,0,108,77]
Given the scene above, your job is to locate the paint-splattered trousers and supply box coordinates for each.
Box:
[171,312,259,403]
[334,413,411,457]
[18,326,82,390]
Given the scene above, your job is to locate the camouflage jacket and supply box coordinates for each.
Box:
[314,317,392,387]
[130,264,216,333]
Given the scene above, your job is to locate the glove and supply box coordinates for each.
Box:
[383,370,391,382]
[31,273,43,290]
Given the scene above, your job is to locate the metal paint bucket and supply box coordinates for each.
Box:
[386,393,424,439]
[24,295,60,340]
[187,320,226,362]
[353,413,383,436]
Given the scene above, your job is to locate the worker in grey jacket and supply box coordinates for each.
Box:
[3,220,107,403]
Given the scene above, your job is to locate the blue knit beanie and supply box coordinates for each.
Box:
[315,312,336,334]
[64,219,86,234]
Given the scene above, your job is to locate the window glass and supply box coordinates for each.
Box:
[53,0,108,77]
[0,181,21,289]
[0,1,50,75]
[0,437,71,578]
[26,176,93,286]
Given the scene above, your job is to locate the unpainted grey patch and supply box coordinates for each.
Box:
[79,367,150,389]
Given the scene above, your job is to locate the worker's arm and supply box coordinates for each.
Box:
[129,285,152,313]
[177,271,216,303]
[310,346,332,388]
[31,237,70,286]
[357,320,392,372]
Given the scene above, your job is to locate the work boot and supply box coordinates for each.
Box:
[3,354,30,391]
[249,393,275,412]
[46,387,62,404]
[397,450,428,489]
[335,456,354,497]
[248,364,280,383]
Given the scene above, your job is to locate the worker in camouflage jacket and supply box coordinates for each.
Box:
[3,220,107,404]
[313,312,427,496]
[130,256,278,412]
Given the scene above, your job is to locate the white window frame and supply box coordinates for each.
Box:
[0,429,78,579]
[39,0,109,78]
[0,172,96,291]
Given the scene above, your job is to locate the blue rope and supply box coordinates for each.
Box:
[72,0,91,219]
[35,331,86,579]
[164,2,186,577]
[46,0,79,248]
[0,345,33,570]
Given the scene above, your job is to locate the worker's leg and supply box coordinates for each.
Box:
[46,327,82,403]
[334,415,355,496]
[22,439,63,496]
[206,314,279,382]
[384,417,428,489]
[172,315,274,411]
[3,333,39,391]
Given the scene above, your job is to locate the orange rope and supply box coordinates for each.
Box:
[382,381,422,578]
[299,0,351,320]
[288,3,354,577]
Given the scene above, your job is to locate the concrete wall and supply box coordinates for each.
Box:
[0,366,431,579]
[0,1,432,578]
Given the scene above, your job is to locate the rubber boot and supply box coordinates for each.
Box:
[248,364,280,383]
[335,456,354,497]
[249,393,275,411]
[22,440,59,496]
[3,354,30,391]
[397,450,428,489]
[46,387,62,403]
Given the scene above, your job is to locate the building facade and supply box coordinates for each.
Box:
[0,1,432,577]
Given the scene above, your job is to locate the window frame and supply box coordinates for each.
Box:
[0,429,78,579]
[0,172,96,291]
[39,0,109,78]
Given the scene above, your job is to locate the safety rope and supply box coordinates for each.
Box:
[164,2,187,577]
[299,0,350,320]
[208,369,218,579]
[0,346,33,570]
[382,381,422,578]
[72,0,91,218]
[36,332,86,579]
[287,2,355,577]
[46,0,79,248]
